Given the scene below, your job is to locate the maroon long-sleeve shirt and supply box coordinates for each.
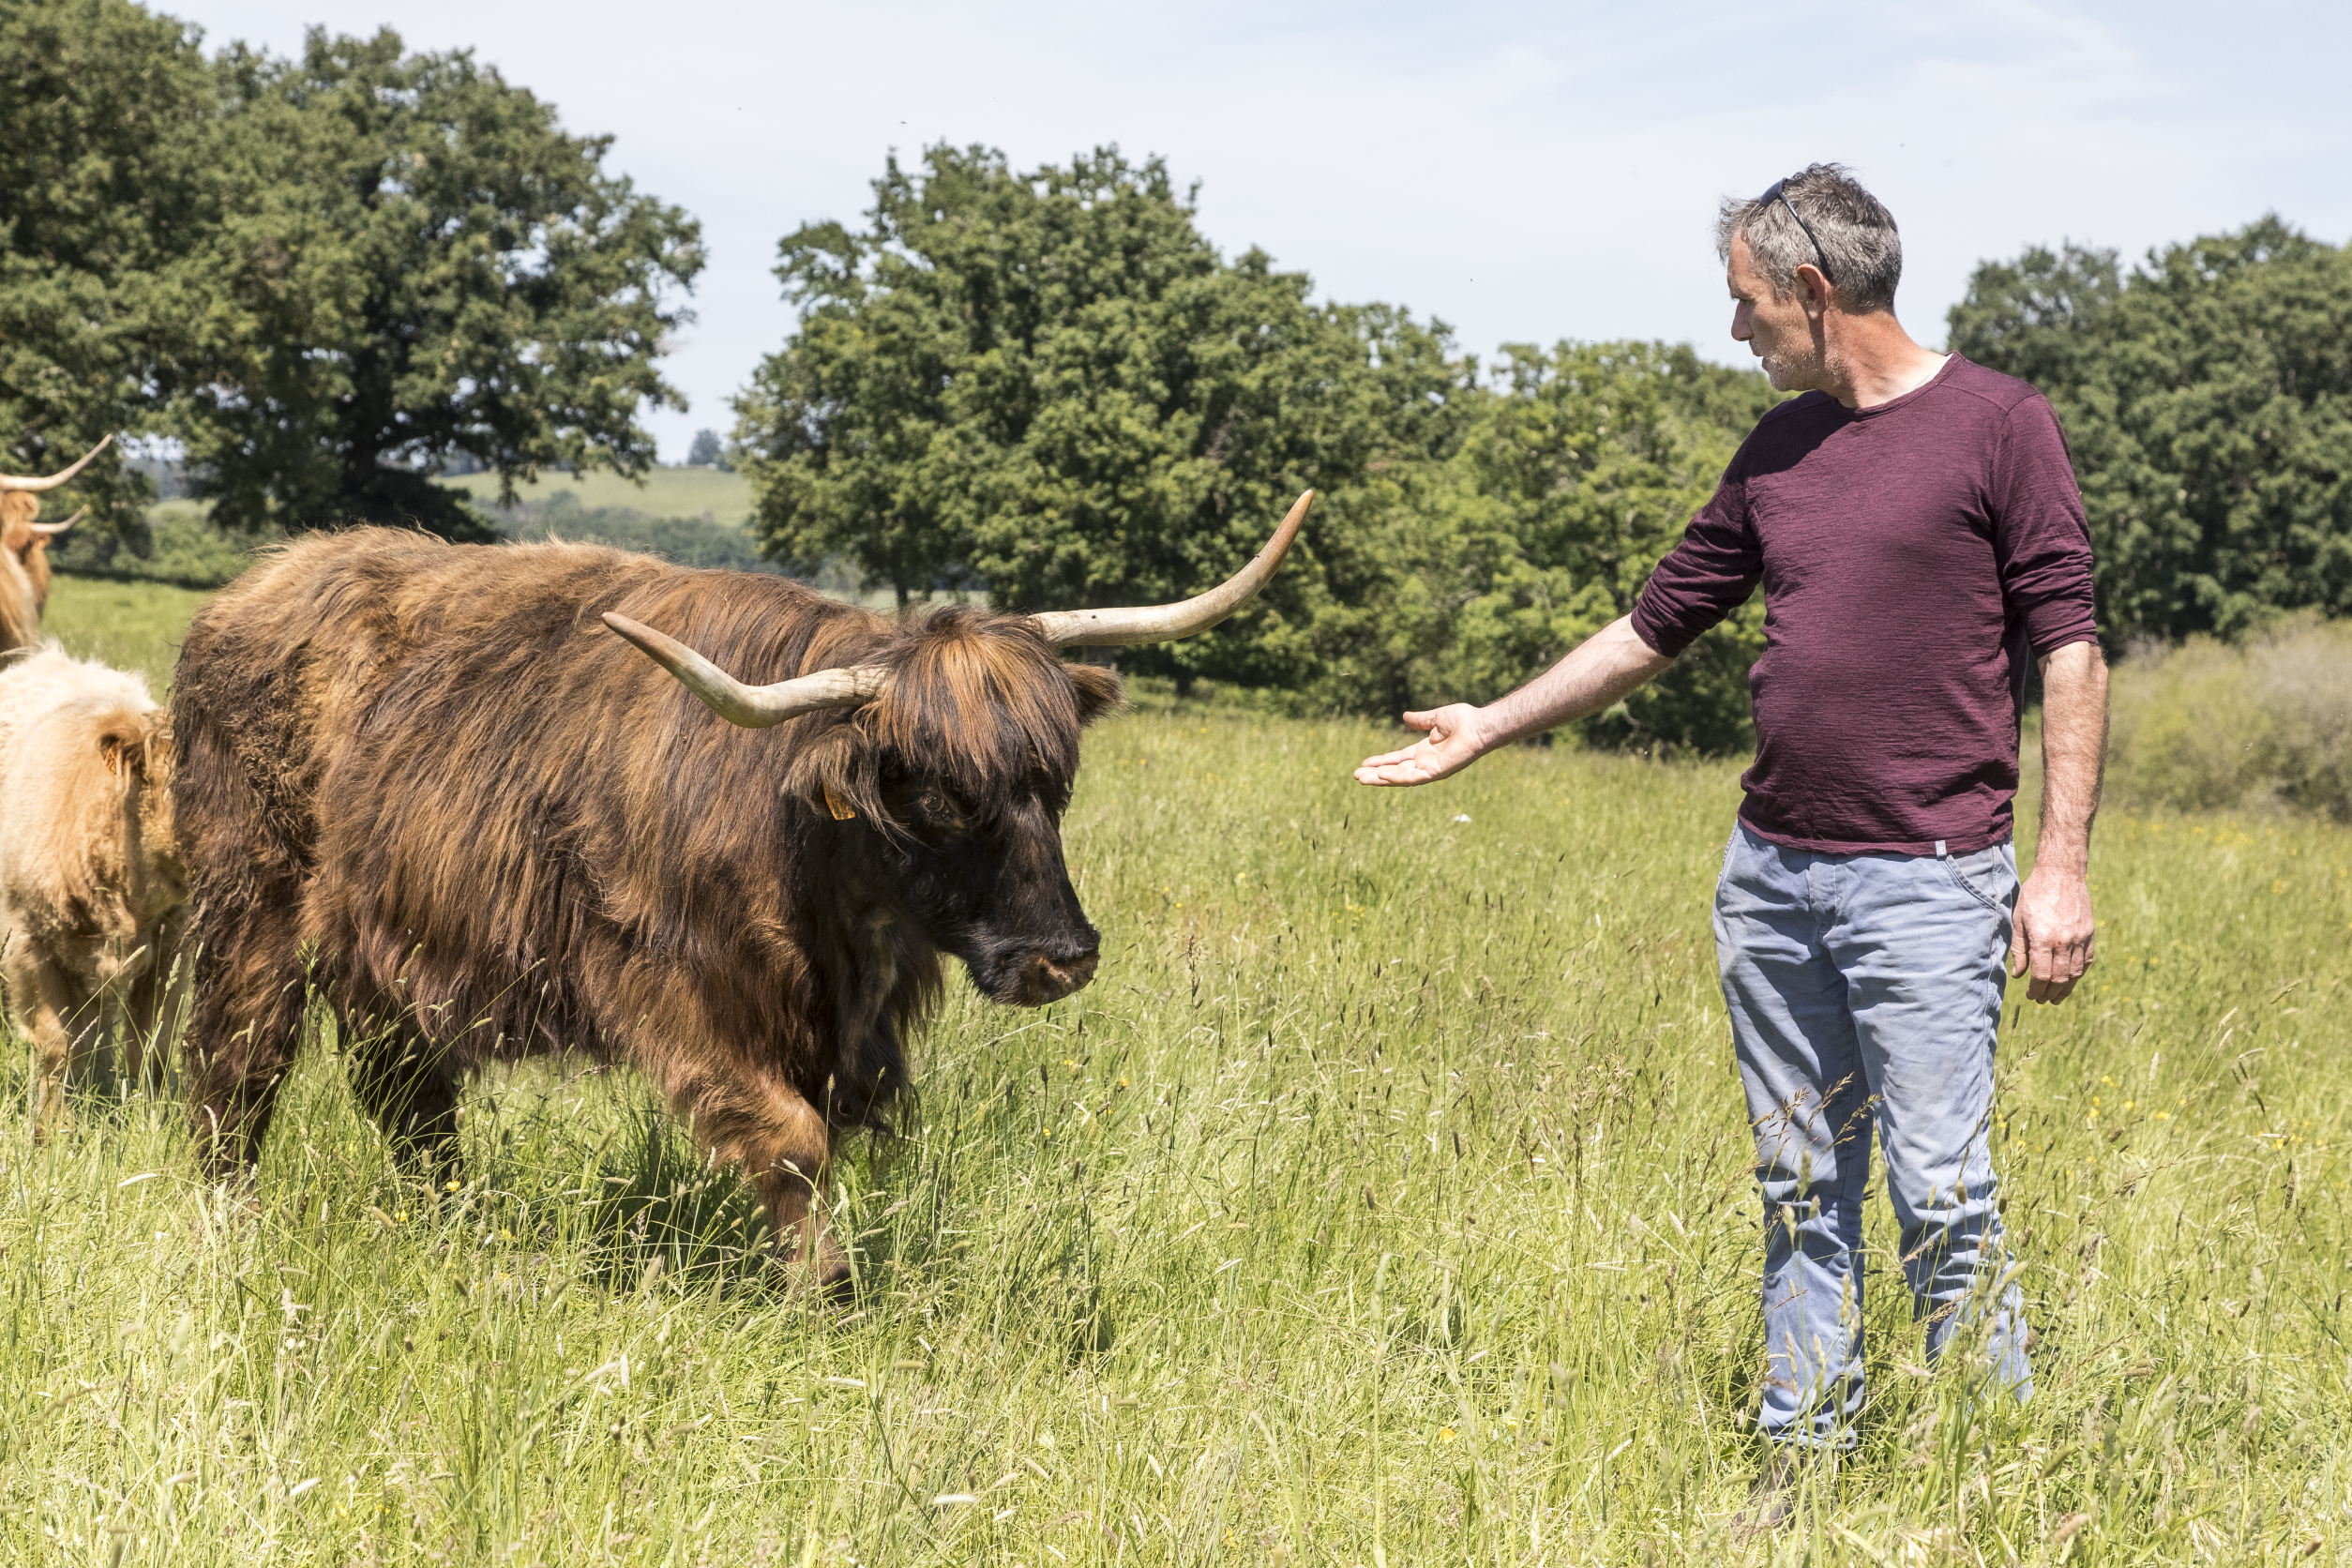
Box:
[1630,354,2098,855]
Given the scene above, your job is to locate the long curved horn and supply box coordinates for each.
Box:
[30,507,85,537]
[1028,490,1313,649]
[602,611,888,729]
[0,434,112,493]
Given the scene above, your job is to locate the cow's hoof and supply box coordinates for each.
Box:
[772,1232,855,1302]
[202,1176,264,1228]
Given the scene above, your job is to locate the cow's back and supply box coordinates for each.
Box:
[176,528,869,838]
[177,530,662,873]
[178,531,458,866]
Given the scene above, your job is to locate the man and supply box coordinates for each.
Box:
[1354,164,2104,1521]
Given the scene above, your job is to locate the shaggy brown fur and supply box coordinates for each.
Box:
[173,529,1122,1285]
[0,647,187,1133]
[0,495,61,654]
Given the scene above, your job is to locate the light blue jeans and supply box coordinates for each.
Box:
[1714,822,2032,1446]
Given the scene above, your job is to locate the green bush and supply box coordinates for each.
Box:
[2105,614,2352,819]
[1240,342,1778,754]
[47,499,273,588]
[733,144,1786,746]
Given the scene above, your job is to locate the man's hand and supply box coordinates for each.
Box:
[1351,618,1672,789]
[2010,864,2094,1004]
[1354,703,1490,787]
[2013,640,2108,1006]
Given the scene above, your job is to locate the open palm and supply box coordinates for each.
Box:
[1353,703,1487,787]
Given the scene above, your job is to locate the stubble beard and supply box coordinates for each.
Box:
[1756,330,1826,394]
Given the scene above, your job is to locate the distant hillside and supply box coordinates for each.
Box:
[48,467,779,589]
[480,488,780,576]
[448,466,753,529]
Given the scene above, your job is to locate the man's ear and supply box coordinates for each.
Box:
[1065,663,1127,728]
[1797,263,1834,317]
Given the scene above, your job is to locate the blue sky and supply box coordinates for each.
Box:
[173,0,2352,460]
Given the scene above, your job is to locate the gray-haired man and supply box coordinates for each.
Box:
[1356,164,2105,1521]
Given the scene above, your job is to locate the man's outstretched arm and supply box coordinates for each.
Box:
[1353,614,1675,787]
[2011,639,2107,1004]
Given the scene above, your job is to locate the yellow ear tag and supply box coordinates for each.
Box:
[823,784,856,822]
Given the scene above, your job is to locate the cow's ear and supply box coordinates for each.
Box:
[1064,664,1126,728]
[781,720,882,822]
[98,726,143,778]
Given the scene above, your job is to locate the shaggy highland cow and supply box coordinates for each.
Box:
[172,494,1309,1285]
[0,645,185,1134]
[0,436,108,654]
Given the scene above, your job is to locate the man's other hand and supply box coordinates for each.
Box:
[2010,864,2095,1004]
[1354,704,1489,787]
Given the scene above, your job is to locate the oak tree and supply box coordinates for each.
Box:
[178,27,704,535]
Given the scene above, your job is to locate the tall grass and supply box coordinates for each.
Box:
[3,683,2347,1564]
[2107,615,2352,821]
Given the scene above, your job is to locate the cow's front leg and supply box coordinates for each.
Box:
[10,950,96,1140]
[658,1062,848,1292]
[121,910,191,1092]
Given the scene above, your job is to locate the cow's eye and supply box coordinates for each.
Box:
[915,788,972,832]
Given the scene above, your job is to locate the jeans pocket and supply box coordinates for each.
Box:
[1942,845,2013,912]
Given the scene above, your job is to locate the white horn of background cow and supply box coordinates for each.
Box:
[0,433,112,492]
[605,489,1313,725]
[30,507,86,537]
[601,612,889,729]
[1028,489,1315,648]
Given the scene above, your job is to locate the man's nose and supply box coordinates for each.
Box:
[1730,304,1753,342]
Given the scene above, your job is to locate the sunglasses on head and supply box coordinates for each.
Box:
[1758,177,1834,287]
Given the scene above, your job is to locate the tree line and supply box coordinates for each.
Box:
[1950,218,2352,645]
[731,143,2352,746]
[3,0,699,540]
[731,143,1782,749]
[9,0,2349,748]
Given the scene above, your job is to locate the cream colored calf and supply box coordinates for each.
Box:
[0,646,185,1132]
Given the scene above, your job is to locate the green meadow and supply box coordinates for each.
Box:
[5,579,2347,1564]
[447,466,755,528]
[39,574,216,692]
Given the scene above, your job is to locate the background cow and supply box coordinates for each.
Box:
[0,645,186,1134]
[171,496,1306,1285]
[0,437,109,655]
